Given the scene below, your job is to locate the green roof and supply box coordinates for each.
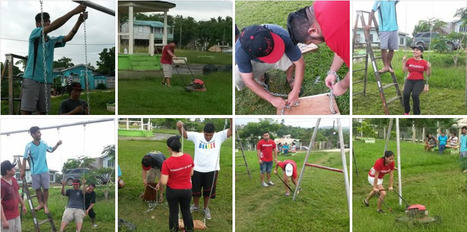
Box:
[134,20,172,28]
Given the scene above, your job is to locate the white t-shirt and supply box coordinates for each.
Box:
[187,129,228,172]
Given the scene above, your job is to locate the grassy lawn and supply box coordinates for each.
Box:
[235,150,350,232]
[119,48,232,65]
[118,132,232,231]
[353,139,467,232]
[20,185,115,231]
[235,1,350,115]
[353,50,467,115]
[1,89,115,115]
[118,71,232,115]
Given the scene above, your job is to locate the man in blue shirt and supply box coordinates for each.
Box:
[20,126,62,214]
[365,0,399,73]
[235,25,305,110]
[21,5,88,115]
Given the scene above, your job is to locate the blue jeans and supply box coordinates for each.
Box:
[260,161,273,174]
[439,145,446,154]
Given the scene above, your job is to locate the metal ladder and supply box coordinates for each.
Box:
[22,158,57,232]
[353,10,403,115]
[1,54,26,114]
[235,130,251,179]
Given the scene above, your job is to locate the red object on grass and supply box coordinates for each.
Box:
[407,204,426,211]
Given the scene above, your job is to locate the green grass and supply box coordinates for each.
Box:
[118,129,154,137]
[235,150,350,231]
[21,185,115,231]
[118,72,232,115]
[353,50,467,115]
[235,1,349,115]
[353,138,467,232]
[118,132,232,231]
[120,47,233,65]
[1,90,115,115]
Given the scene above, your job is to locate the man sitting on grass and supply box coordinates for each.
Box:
[60,178,86,232]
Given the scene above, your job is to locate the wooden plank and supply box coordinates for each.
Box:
[298,43,318,54]
[277,93,340,115]
[179,219,207,230]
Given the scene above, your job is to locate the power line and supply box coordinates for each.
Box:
[0,37,113,46]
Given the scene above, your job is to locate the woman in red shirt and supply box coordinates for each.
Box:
[363,151,395,213]
[402,45,431,115]
[161,136,194,232]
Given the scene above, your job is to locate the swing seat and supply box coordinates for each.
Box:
[298,43,319,54]
[277,93,340,115]
[143,183,157,202]
[178,219,207,230]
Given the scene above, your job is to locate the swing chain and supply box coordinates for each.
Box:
[83,13,91,114]
[40,0,49,114]
[329,74,340,115]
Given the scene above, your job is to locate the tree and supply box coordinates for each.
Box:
[412,18,446,36]
[62,156,96,173]
[53,56,74,69]
[102,144,115,160]
[96,47,115,76]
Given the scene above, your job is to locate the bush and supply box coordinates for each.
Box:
[96,83,107,89]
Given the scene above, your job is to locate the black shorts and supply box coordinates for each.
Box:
[87,208,96,219]
[191,171,218,198]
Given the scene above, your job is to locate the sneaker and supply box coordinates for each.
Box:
[267,181,275,186]
[190,204,199,213]
[92,224,98,228]
[404,113,409,115]
[161,82,166,86]
[363,199,369,207]
[377,209,385,214]
[262,182,269,187]
[204,208,212,220]
[285,192,290,196]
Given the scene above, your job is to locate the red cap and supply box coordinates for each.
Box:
[240,25,285,64]
[142,165,151,171]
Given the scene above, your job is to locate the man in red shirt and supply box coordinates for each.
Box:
[1,160,27,231]
[287,1,350,96]
[160,41,177,87]
[257,132,277,187]
[274,159,298,196]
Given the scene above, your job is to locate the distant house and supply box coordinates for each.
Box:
[121,20,174,45]
[13,155,59,184]
[53,64,112,90]
[354,28,409,48]
[446,19,467,34]
[90,152,115,169]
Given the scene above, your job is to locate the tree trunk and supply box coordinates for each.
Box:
[412,122,416,143]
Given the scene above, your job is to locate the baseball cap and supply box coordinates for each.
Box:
[141,155,153,170]
[239,25,285,64]
[70,82,83,91]
[410,45,424,52]
[1,160,17,175]
[285,163,293,177]
[72,178,81,185]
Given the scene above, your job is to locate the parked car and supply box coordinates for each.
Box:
[411,32,459,51]
[63,168,109,185]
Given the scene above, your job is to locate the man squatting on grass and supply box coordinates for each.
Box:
[235,24,305,110]
[177,119,232,220]
[363,151,395,214]
[257,132,277,187]
[2,160,27,232]
[274,159,299,196]
[21,126,62,215]
[141,151,167,203]
[161,41,177,87]
[22,5,87,115]
[287,1,350,96]
[60,179,86,232]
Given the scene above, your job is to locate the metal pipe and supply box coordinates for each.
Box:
[305,163,343,173]
[293,118,320,201]
[73,0,115,16]
[1,118,114,135]
[338,118,351,216]
[396,118,402,206]
[384,118,394,153]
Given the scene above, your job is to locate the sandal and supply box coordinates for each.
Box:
[159,195,164,203]
[363,199,369,207]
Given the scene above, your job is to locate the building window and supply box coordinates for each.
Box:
[138,26,143,33]
[356,34,361,43]
[370,34,374,42]
[400,37,404,46]
[107,159,115,168]
[49,174,53,182]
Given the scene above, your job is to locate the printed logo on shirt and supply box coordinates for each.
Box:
[199,141,216,150]
[170,164,193,172]
[408,64,424,69]
[262,144,273,147]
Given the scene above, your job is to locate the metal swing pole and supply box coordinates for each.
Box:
[384,118,394,153]
[337,119,350,215]
[293,118,321,201]
[396,118,402,206]
[72,0,115,16]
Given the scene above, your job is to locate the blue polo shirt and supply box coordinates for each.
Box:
[235,24,302,73]
[372,0,399,32]
[460,134,467,152]
[23,140,53,175]
[23,27,66,83]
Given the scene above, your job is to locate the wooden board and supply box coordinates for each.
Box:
[298,43,319,54]
[143,183,157,201]
[276,93,340,115]
[179,219,207,230]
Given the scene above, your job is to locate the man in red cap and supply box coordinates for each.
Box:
[141,152,166,203]
[274,159,299,196]
[287,1,350,96]
[59,82,88,115]
[235,24,305,110]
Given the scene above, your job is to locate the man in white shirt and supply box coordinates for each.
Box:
[176,119,232,220]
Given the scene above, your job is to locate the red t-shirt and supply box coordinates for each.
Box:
[160,44,175,64]
[257,139,276,162]
[406,58,428,80]
[1,177,20,220]
[314,1,350,67]
[161,153,194,189]
[277,160,298,179]
[368,158,394,179]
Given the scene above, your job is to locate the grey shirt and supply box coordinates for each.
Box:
[66,189,85,210]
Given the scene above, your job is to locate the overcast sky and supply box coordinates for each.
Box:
[0,0,115,71]
[1,118,115,173]
[353,0,467,35]
[235,118,350,129]
[166,0,232,21]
